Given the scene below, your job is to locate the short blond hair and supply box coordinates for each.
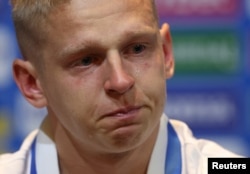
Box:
[11,0,69,62]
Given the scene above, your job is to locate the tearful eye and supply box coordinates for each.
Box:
[123,43,149,58]
[81,56,94,66]
[132,44,146,54]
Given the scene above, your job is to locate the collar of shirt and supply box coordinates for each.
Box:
[35,129,59,174]
[35,114,168,174]
[147,115,167,174]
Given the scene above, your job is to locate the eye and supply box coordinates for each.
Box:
[72,55,101,68]
[80,56,94,66]
[124,43,147,56]
[131,44,146,54]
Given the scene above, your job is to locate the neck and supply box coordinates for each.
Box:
[45,122,160,174]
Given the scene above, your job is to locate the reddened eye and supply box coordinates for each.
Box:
[131,44,146,54]
[71,55,101,68]
[122,42,151,60]
[80,56,94,66]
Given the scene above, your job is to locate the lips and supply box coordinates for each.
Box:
[98,105,144,134]
[102,106,142,118]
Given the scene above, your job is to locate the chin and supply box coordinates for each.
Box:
[106,126,150,153]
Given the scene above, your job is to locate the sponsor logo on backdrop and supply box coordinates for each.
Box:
[0,1,4,11]
[0,26,16,88]
[165,91,237,129]
[156,0,238,17]
[246,0,250,19]
[172,31,239,74]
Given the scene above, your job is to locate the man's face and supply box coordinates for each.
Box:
[37,0,172,153]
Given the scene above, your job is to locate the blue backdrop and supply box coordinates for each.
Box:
[0,0,249,156]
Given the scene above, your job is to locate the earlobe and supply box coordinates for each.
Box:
[160,23,175,79]
[13,59,47,108]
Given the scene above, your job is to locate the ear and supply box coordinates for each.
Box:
[13,59,47,108]
[160,23,175,79]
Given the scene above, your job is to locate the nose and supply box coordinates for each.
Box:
[104,52,135,95]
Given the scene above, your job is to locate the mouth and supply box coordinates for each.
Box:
[99,105,144,137]
[102,106,142,118]
[98,105,144,127]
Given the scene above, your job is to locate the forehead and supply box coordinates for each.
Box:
[43,0,157,57]
[65,0,152,15]
[48,0,155,28]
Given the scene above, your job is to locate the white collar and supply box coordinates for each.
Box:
[35,115,167,174]
[36,130,60,174]
[147,114,167,174]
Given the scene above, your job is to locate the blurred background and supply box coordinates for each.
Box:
[0,0,249,156]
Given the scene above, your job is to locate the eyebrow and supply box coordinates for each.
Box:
[124,28,158,42]
[58,27,158,60]
[58,40,98,60]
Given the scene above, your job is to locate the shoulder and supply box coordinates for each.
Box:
[0,130,38,174]
[169,119,243,174]
[169,119,240,157]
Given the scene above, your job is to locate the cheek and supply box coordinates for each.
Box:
[135,55,166,82]
[135,57,167,102]
[46,82,98,135]
[43,74,88,117]
[148,57,166,91]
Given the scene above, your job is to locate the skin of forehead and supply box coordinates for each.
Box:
[12,0,158,69]
[47,0,157,30]
[48,1,156,55]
